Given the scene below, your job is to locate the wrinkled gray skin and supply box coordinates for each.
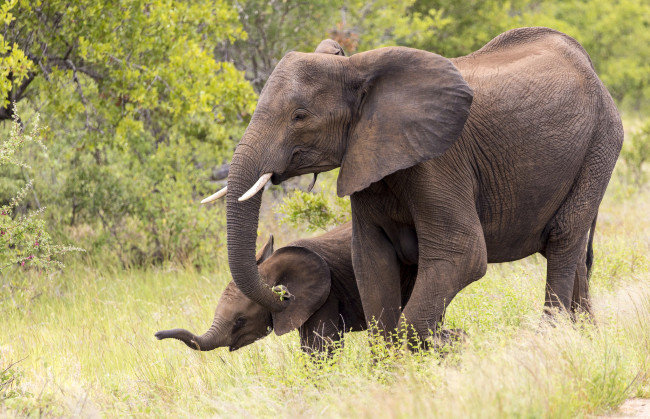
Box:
[222,27,623,343]
[156,223,417,353]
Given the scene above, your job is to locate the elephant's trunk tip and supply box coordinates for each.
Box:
[154,330,173,340]
[154,328,202,350]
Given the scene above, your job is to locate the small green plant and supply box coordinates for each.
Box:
[0,107,83,273]
[271,284,293,301]
[0,359,28,402]
[621,119,650,187]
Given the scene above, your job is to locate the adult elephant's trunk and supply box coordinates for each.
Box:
[155,312,230,351]
[226,150,288,312]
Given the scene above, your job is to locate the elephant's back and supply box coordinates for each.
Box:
[459,27,593,67]
[449,28,614,262]
[290,222,353,265]
[453,28,601,106]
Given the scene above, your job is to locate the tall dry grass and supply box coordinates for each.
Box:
[1,164,648,418]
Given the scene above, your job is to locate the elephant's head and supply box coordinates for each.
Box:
[155,235,332,351]
[211,40,473,312]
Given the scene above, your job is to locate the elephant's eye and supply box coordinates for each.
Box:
[292,110,307,122]
[233,317,246,331]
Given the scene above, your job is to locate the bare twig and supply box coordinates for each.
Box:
[67,59,92,130]
[22,168,42,210]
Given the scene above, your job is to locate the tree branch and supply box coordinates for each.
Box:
[67,59,92,130]
[0,72,37,121]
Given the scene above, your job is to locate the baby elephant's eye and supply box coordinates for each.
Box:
[233,317,246,331]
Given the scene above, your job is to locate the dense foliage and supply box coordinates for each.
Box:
[0,108,81,273]
[621,120,650,187]
[1,0,257,268]
[0,0,648,268]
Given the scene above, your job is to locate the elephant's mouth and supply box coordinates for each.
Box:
[228,316,273,352]
[228,333,256,352]
[270,173,284,185]
[228,328,273,352]
[272,164,339,185]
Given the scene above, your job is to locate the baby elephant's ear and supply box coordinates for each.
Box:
[315,39,346,56]
[263,247,331,335]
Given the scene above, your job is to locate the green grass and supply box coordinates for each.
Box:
[1,170,650,418]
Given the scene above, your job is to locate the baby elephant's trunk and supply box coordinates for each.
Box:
[155,316,229,351]
[155,328,203,350]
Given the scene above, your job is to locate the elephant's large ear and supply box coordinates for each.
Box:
[338,47,473,197]
[315,39,346,56]
[256,234,274,265]
[262,247,331,335]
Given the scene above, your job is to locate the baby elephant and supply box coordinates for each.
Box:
[156,223,415,353]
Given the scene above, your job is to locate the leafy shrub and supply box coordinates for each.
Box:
[58,161,228,270]
[0,359,28,402]
[0,110,82,273]
[0,1,255,270]
[276,173,351,232]
[277,189,350,232]
[620,119,650,187]
[0,1,33,111]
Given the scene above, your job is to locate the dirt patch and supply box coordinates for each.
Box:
[602,399,650,418]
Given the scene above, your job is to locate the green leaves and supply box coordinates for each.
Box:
[277,175,351,232]
[4,0,256,149]
[0,1,257,268]
[0,0,33,110]
[0,109,82,273]
[621,119,650,187]
[517,0,650,109]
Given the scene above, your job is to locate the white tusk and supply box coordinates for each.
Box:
[238,173,273,202]
[200,186,227,204]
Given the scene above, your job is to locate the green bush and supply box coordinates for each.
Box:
[276,173,351,232]
[56,152,228,270]
[0,359,28,403]
[620,119,650,187]
[0,110,82,273]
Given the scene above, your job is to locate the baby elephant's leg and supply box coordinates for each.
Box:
[299,296,341,355]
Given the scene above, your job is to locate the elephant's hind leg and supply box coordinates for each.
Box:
[544,123,619,318]
[544,230,590,316]
[570,231,593,318]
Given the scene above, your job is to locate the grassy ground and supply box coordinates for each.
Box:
[1,169,649,418]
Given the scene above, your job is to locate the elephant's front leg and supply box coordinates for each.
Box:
[351,213,403,342]
[402,219,487,344]
[401,262,466,345]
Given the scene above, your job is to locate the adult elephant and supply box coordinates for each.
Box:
[205,27,623,341]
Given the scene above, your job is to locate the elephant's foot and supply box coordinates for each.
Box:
[539,305,596,335]
[402,326,468,353]
[427,327,468,355]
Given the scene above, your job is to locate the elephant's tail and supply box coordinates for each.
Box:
[586,212,597,279]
